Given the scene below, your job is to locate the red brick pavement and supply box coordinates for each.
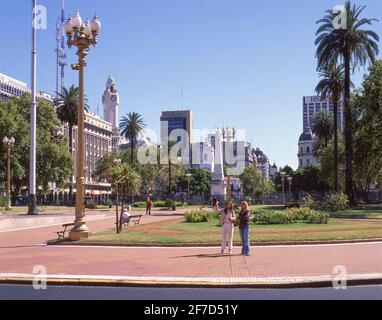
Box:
[1,211,382,279]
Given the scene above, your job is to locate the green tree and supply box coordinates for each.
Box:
[54,85,89,203]
[315,63,345,191]
[291,165,330,193]
[352,60,382,196]
[311,110,334,147]
[315,1,379,204]
[240,166,262,197]
[120,112,146,164]
[0,95,72,203]
[109,163,141,233]
[177,168,212,196]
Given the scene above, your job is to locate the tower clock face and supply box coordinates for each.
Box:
[111,95,117,103]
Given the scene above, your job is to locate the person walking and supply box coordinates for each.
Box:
[238,201,251,256]
[146,196,153,215]
[219,201,236,255]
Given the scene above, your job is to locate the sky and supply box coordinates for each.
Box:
[1,0,382,169]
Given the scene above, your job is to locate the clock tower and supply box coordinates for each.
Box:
[102,74,122,150]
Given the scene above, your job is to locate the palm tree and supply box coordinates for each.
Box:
[315,63,345,191]
[54,85,89,204]
[312,110,334,147]
[315,1,379,205]
[120,112,146,164]
[110,163,141,233]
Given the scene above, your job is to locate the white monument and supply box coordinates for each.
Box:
[210,129,226,205]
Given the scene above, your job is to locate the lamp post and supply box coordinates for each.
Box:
[28,0,38,216]
[113,158,121,233]
[287,176,293,203]
[185,173,192,198]
[280,171,286,204]
[2,137,15,210]
[65,11,101,240]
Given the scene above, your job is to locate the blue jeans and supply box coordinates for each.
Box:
[239,226,250,254]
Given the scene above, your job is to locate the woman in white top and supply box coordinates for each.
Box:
[219,201,236,255]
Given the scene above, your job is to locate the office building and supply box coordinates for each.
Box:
[303,96,343,131]
[160,110,193,144]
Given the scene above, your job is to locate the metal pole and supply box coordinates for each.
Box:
[28,0,38,215]
[69,53,89,240]
[6,147,11,210]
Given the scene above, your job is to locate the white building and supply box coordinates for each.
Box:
[298,129,318,168]
[102,75,122,150]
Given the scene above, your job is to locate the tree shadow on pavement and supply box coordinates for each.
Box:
[173,253,241,259]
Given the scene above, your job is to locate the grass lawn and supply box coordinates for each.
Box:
[329,204,382,219]
[1,205,113,215]
[82,217,382,245]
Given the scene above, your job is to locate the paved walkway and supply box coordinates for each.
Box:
[1,210,382,287]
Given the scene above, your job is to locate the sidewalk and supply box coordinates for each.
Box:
[1,210,382,288]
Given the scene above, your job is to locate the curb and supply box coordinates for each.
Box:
[47,238,382,248]
[1,274,382,289]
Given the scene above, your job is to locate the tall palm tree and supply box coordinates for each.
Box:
[315,1,379,204]
[54,85,89,204]
[120,112,146,164]
[312,110,334,147]
[315,63,345,191]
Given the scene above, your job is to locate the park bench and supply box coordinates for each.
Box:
[56,223,75,240]
[123,215,143,226]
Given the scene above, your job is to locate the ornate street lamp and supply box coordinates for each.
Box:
[280,171,286,204]
[65,11,101,240]
[3,137,15,210]
[287,176,293,203]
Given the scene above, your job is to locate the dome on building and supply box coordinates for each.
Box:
[299,130,315,142]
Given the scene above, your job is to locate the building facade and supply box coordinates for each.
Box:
[102,75,122,150]
[298,130,318,168]
[160,110,193,144]
[303,96,343,131]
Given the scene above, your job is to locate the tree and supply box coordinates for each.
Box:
[54,85,89,203]
[109,163,141,233]
[291,165,329,193]
[311,110,334,147]
[120,112,146,164]
[0,95,72,203]
[315,63,345,191]
[352,60,382,197]
[177,168,212,197]
[315,1,379,204]
[240,167,262,198]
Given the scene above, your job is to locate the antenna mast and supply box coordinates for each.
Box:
[55,0,66,95]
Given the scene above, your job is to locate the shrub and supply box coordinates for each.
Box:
[325,193,349,212]
[105,200,113,208]
[133,201,147,208]
[254,208,330,225]
[302,194,315,209]
[284,207,312,222]
[185,210,210,223]
[86,203,98,210]
[305,212,329,224]
[254,210,292,225]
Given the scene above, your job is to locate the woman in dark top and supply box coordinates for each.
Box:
[238,201,251,256]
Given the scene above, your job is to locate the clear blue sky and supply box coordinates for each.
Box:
[1,0,381,169]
